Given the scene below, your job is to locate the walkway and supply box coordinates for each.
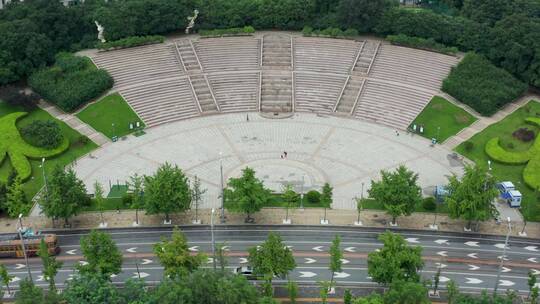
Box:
[38,100,110,146]
[442,94,540,149]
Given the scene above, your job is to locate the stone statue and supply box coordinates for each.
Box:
[95,21,106,43]
[185,9,199,34]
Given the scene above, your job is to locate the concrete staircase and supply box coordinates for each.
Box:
[335,76,365,114]
[188,74,219,113]
[352,40,380,75]
[262,34,292,69]
[260,72,293,112]
[176,40,203,72]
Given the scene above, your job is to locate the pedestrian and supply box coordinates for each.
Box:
[246,114,249,122]
[283,151,288,158]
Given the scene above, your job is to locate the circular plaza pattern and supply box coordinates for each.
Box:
[74,113,464,210]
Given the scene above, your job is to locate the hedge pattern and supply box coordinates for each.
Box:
[199,26,255,38]
[485,117,540,189]
[442,53,527,116]
[386,34,458,55]
[0,112,69,181]
[302,26,358,39]
[29,53,113,112]
[97,35,165,51]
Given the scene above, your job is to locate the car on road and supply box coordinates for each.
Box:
[233,266,259,280]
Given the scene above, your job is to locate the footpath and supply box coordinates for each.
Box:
[3,208,538,239]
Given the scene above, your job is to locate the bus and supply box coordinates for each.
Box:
[0,231,60,258]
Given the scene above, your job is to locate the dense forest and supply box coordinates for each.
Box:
[1,0,540,90]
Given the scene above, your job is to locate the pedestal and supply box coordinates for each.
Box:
[320,219,329,225]
[328,287,336,294]
[192,219,202,225]
[518,231,527,237]
[463,227,472,232]
[389,221,398,227]
[428,290,440,298]
[132,221,140,227]
[429,224,439,230]
[282,219,291,224]
[354,220,363,226]
[99,222,108,228]
[163,219,172,225]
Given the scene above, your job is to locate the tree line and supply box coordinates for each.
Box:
[1,0,540,95]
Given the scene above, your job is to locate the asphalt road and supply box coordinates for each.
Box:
[2,225,540,297]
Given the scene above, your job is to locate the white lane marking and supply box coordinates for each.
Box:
[437,251,448,257]
[468,253,478,259]
[141,259,153,265]
[525,246,538,252]
[435,239,449,245]
[465,241,479,247]
[468,265,480,271]
[495,243,508,249]
[239,258,248,264]
[340,259,350,264]
[465,278,483,284]
[406,238,419,243]
[66,249,77,255]
[10,277,20,283]
[498,255,509,261]
[188,246,199,252]
[499,280,514,287]
[36,275,45,282]
[299,271,317,278]
[439,276,450,283]
[502,267,511,273]
[304,258,316,264]
[435,263,447,269]
[221,245,231,251]
[344,247,356,253]
[312,246,324,252]
[531,269,540,276]
[528,257,538,263]
[126,247,137,253]
[132,272,149,279]
[79,261,88,266]
[334,272,350,279]
[207,258,214,264]
[14,264,25,270]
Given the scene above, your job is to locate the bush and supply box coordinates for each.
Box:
[485,138,530,164]
[305,190,321,205]
[20,120,64,149]
[343,28,359,37]
[512,128,535,142]
[302,26,313,37]
[199,26,256,37]
[73,136,90,147]
[302,27,355,39]
[422,197,437,211]
[463,141,474,152]
[442,53,527,116]
[97,35,165,51]
[0,86,39,112]
[29,53,113,112]
[387,34,458,55]
[122,193,133,207]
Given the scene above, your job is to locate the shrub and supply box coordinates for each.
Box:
[97,35,165,51]
[305,190,321,205]
[302,26,313,37]
[343,28,359,37]
[512,128,535,142]
[485,138,530,164]
[29,53,113,112]
[387,34,458,55]
[122,193,133,207]
[0,86,39,112]
[442,53,527,116]
[463,141,474,152]
[73,136,90,147]
[422,197,437,211]
[302,27,354,39]
[20,120,64,149]
[199,27,256,37]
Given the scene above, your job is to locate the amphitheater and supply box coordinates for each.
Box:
[74,32,466,210]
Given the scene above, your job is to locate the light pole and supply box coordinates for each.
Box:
[17,214,32,283]
[436,126,440,143]
[494,217,511,295]
[40,158,48,195]
[219,152,225,224]
[300,175,305,210]
[211,208,216,271]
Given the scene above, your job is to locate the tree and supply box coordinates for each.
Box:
[6,175,29,217]
[337,0,397,32]
[38,239,62,293]
[329,235,343,287]
[532,286,539,304]
[282,184,299,223]
[0,263,13,294]
[128,173,145,226]
[80,230,123,277]
[368,165,422,225]
[432,265,441,295]
[367,231,424,285]
[0,181,7,213]
[215,242,228,272]
[445,164,498,230]
[144,163,192,223]
[40,165,88,227]
[352,294,384,304]
[16,279,44,304]
[320,183,333,223]
[190,175,206,224]
[62,272,121,304]
[153,228,205,280]
[94,181,105,226]
[529,271,538,299]
[224,167,271,222]
[383,280,430,304]
[344,289,353,304]
[447,279,459,304]
[318,281,332,304]
[288,279,299,304]
[248,232,296,296]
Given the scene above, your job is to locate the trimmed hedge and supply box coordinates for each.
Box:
[29,53,113,112]
[199,26,255,38]
[485,138,531,164]
[442,53,527,116]
[387,34,458,55]
[302,26,358,39]
[0,112,69,181]
[97,35,165,51]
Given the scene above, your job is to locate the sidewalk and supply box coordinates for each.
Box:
[5,208,538,239]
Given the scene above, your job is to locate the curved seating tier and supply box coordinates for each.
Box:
[208,72,259,113]
[294,72,347,114]
[194,37,261,72]
[293,37,361,74]
[121,77,199,127]
[92,44,183,88]
[353,80,434,130]
[369,45,459,91]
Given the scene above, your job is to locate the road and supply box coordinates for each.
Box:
[2,225,540,297]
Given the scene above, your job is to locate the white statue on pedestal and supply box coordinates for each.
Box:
[95,21,106,43]
[185,9,199,34]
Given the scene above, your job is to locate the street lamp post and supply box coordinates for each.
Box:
[17,214,32,283]
[493,217,511,295]
[436,126,440,143]
[219,152,225,224]
[40,158,48,194]
[300,175,305,210]
[211,208,216,271]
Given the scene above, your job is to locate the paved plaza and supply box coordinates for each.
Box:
[73,113,465,210]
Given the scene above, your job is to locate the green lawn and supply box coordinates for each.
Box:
[0,101,97,201]
[455,100,540,221]
[411,96,477,142]
[77,93,144,139]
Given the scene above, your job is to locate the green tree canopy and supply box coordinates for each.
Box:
[368,165,422,225]
[337,0,397,32]
[6,175,29,217]
[383,280,430,304]
[38,239,62,293]
[144,162,192,222]
[62,272,121,304]
[224,167,272,221]
[153,228,205,280]
[79,230,123,277]
[445,164,498,230]
[367,231,424,285]
[15,279,44,304]
[329,235,343,286]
